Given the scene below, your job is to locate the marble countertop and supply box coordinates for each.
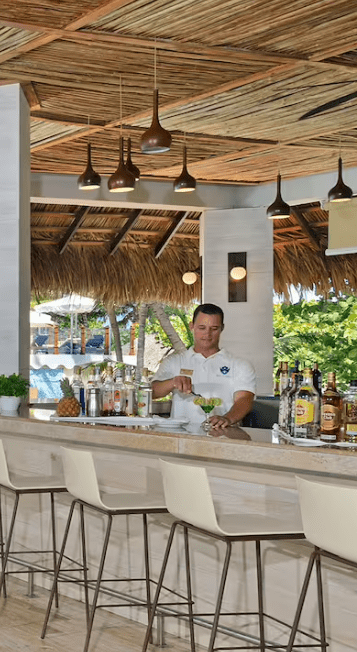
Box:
[1,416,357,478]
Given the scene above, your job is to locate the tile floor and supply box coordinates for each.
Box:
[0,578,193,652]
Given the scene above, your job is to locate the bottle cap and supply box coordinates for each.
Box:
[303,368,313,376]
[327,371,336,381]
[281,362,289,371]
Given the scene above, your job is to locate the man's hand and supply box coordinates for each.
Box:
[209,414,233,429]
[172,375,192,394]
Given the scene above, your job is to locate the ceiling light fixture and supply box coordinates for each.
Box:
[328,156,353,202]
[140,42,172,154]
[182,271,198,285]
[174,145,196,193]
[126,137,140,180]
[78,118,101,190]
[266,173,291,219]
[108,77,136,193]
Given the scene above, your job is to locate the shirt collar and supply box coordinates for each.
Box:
[188,346,226,360]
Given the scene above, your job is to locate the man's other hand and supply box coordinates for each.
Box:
[172,375,192,394]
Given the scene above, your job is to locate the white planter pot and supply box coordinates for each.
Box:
[0,395,21,417]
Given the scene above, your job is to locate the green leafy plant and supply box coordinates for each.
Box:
[0,373,30,397]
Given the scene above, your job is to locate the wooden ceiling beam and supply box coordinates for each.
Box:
[20,82,41,110]
[31,225,199,238]
[154,212,189,259]
[290,206,322,252]
[109,209,142,256]
[274,220,328,235]
[58,206,90,254]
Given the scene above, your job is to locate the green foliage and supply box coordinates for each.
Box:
[274,294,357,391]
[0,373,30,397]
[145,305,195,349]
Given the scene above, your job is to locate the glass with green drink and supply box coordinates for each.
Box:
[193,396,223,431]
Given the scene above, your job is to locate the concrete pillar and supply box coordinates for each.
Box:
[0,84,31,377]
[201,207,273,395]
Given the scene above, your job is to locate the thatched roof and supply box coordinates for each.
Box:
[3,1,357,301]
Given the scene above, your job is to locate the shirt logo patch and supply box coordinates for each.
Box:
[220,366,230,375]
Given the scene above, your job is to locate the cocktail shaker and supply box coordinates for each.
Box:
[86,387,102,417]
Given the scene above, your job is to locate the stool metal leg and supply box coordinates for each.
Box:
[183,525,196,652]
[0,487,7,598]
[255,540,266,652]
[0,493,19,597]
[41,500,76,639]
[142,521,178,652]
[49,492,60,608]
[82,513,113,652]
[142,513,153,644]
[80,503,90,625]
[315,549,328,652]
[286,548,317,652]
[207,540,232,652]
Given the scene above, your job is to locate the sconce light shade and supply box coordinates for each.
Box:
[140,89,172,154]
[182,271,198,285]
[230,266,247,280]
[174,146,196,193]
[126,137,140,180]
[328,157,353,202]
[78,143,101,190]
[266,173,290,219]
[108,136,136,193]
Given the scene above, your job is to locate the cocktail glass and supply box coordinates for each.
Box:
[200,403,216,431]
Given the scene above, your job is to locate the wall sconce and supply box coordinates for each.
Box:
[228,252,247,302]
[182,270,198,285]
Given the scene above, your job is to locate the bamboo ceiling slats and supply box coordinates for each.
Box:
[0,26,40,56]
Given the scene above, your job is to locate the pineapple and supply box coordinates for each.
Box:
[57,378,81,417]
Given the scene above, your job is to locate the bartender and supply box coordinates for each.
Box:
[152,303,256,428]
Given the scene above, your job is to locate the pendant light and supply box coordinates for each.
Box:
[78,119,101,190]
[108,77,136,193]
[174,145,196,193]
[266,173,290,219]
[126,137,140,180]
[140,43,172,154]
[108,136,136,193]
[328,156,353,202]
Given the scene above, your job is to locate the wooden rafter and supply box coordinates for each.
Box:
[58,206,90,254]
[154,212,189,259]
[109,209,142,256]
[290,207,322,252]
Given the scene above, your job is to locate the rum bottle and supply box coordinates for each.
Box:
[343,380,357,443]
[294,368,320,439]
[101,365,115,416]
[320,372,341,442]
[312,362,322,396]
[113,368,125,416]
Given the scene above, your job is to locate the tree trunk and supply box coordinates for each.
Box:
[136,303,148,384]
[151,302,187,353]
[106,304,123,362]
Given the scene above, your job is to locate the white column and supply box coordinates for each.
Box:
[0,84,31,377]
[201,207,273,395]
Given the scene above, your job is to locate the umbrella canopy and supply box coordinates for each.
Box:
[34,294,96,315]
[30,310,55,326]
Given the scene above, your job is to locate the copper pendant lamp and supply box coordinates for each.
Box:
[174,146,196,193]
[140,89,172,154]
[266,173,290,219]
[108,136,136,193]
[328,156,353,202]
[126,137,140,180]
[78,142,101,190]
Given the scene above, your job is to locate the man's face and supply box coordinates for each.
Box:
[190,312,223,352]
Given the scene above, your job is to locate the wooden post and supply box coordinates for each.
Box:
[105,327,110,355]
[130,323,137,356]
[54,326,59,355]
[81,325,86,354]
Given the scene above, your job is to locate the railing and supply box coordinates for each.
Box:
[31,326,111,355]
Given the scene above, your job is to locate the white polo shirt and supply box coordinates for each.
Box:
[152,347,256,423]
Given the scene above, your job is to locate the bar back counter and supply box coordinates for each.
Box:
[0,415,356,651]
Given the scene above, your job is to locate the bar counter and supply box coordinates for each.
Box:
[0,416,356,651]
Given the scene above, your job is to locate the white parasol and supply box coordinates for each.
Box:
[35,294,97,352]
[30,310,55,326]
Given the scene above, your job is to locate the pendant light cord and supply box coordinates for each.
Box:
[120,75,122,137]
[154,39,157,90]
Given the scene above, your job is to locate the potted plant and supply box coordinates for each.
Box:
[0,373,30,416]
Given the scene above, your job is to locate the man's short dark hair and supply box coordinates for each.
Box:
[192,303,224,325]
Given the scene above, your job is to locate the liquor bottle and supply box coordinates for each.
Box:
[274,362,283,397]
[278,376,292,432]
[294,368,320,439]
[320,372,341,442]
[113,368,126,416]
[288,370,302,435]
[124,366,136,416]
[71,366,85,415]
[279,362,289,396]
[343,380,357,443]
[312,362,322,396]
[101,365,115,416]
[137,368,153,418]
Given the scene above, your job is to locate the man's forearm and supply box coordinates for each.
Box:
[152,379,174,399]
[225,391,254,423]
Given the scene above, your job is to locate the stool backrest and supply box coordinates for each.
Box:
[160,459,222,534]
[297,476,357,563]
[61,447,104,509]
[0,440,12,488]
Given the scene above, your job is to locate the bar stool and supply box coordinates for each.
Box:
[41,446,168,652]
[142,459,308,652]
[0,438,67,601]
[286,476,357,652]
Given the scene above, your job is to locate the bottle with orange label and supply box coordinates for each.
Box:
[320,372,341,442]
[343,380,357,443]
[294,368,320,439]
